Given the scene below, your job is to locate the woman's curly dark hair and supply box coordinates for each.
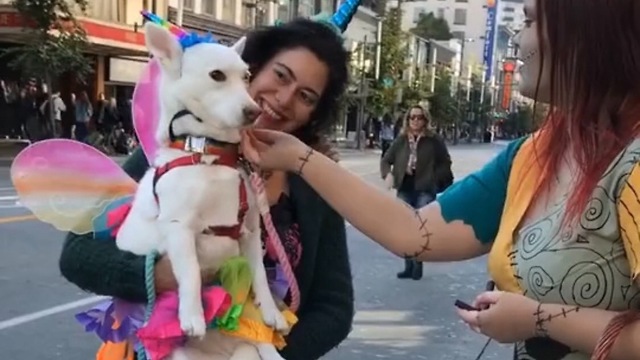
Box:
[242,18,350,144]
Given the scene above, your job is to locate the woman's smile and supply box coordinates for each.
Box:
[255,98,287,129]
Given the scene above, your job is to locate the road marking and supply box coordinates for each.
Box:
[0,295,107,331]
[0,214,36,224]
[0,171,376,225]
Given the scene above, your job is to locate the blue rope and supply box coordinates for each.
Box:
[136,251,158,360]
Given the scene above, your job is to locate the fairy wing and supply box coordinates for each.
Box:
[132,58,161,163]
[11,139,137,234]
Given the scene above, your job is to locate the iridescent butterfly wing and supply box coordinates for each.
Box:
[10,139,137,234]
[132,57,161,163]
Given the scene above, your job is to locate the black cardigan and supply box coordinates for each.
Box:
[58,148,355,360]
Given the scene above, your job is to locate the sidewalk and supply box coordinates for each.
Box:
[0,139,506,167]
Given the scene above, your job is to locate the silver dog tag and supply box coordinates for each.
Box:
[186,136,207,153]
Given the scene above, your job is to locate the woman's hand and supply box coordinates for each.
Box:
[241,129,309,172]
[456,291,539,343]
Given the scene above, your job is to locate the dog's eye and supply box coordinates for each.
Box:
[209,70,226,82]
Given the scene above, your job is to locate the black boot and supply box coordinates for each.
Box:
[397,259,414,279]
[411,260,423,280]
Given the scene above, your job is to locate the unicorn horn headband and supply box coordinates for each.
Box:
[330,0,362,33]
[141,9,218,49]
[141,0,361,39]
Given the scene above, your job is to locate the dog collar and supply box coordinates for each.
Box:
[169,136,239,168]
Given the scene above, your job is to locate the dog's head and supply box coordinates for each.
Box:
[144,22,260,143]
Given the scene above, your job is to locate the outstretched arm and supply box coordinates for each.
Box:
[245,130,526,263]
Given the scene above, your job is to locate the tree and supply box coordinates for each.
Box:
[428,67,458,127]
[3,0,92,136]
[411,12,452,41]
[501,103,547,136]
[370,3,407,115]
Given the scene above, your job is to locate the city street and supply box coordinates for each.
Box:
[0,143,513,360]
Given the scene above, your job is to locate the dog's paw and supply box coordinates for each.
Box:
[179,307,207,338]
[257,301,289,332]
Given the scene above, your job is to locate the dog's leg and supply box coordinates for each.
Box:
[159,219,206,338]
[240,202,289,332]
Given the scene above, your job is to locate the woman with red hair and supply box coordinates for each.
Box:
[241,0,640,358]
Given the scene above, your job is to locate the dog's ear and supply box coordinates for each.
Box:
[230,36,247,55]
[144,22,182,78]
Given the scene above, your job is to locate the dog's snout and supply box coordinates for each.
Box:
[243,105,262,123]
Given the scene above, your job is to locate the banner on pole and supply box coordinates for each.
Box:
[483,0,498,83]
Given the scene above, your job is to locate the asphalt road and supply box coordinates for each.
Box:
[0,144,513,360]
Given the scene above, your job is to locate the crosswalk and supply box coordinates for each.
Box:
[0,187,21,209]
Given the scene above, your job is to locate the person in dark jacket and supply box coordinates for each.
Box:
[58,19,354,360]
[381,104,453,280]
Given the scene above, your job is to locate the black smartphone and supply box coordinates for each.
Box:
[454,299,479,311]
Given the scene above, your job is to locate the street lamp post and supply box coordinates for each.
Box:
[453,38,473,145]
[355,36,369,150]
[176,0,184,26]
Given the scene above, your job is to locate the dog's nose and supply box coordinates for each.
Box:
[243,106,262,123]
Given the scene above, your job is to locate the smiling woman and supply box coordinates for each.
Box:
[242,20,348,144]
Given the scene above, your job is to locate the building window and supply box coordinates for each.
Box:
[277,0,291,22]
[413,7,425,23]
[242,2,268,27]
[202,0,215,15]
[452,31,465,40]
[183,0,194,10]
[321,0,333,13]
[298,0,314,17]
[453,8,466,25]
[455,0,468,2]
[222,0,237,23]
[437,8,445,18]
[502,16,514,22]
[503,6,515,12]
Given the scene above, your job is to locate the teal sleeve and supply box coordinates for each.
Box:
[437,138,527,244]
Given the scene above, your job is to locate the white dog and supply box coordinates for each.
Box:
[115,22,289,360]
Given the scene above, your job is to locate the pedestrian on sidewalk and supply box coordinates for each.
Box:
[379,113,394,157]
[73,91,92,142]
[39,90,66,137]
[240,0,640,357]
[380,104,453,280]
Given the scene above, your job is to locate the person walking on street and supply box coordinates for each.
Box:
[380,104,453,280]
[74,91,92,142]
[39,90,66,137]
[379,113,395,157]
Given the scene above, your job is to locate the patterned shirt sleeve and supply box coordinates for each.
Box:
[617,162,640,280]
[437,137,527,244]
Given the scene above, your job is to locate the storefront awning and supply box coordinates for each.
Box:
[0,7,149,57]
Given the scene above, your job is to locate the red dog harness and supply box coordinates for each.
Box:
[151,139,248,240]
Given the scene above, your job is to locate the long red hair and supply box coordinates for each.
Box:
[533,0,640,223]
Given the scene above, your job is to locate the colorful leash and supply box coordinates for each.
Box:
[242,159,301,313]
